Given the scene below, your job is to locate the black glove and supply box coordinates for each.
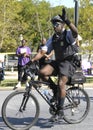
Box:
[26,60,32,66]
[61,8,67,21]
[59,8,71,26]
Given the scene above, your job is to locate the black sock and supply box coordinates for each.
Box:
[58,97,65,109]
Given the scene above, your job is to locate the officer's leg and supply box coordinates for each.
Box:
[39,64,57,94]
[58,76,68,116]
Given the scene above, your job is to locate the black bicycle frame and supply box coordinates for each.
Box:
[31,80,53,105]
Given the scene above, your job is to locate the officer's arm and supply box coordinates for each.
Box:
[60,8,78,38]
[32,50,46,62]
[67,23,78,38]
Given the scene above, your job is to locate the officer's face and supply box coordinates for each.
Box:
[52,22,65,33]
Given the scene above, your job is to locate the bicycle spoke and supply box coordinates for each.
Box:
[63,87,90,124]
[2,91,40,130]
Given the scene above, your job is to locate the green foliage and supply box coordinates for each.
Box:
[0,76,93,88]
[0,0,92,56]
[0,79,17,87]
[78,0,93,60]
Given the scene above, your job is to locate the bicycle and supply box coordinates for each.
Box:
[2,61,90,130]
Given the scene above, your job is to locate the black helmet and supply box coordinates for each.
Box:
[51,15,64,23]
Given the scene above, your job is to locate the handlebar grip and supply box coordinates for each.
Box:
[26,60,32,66]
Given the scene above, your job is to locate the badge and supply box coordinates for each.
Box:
[60,42,64,46]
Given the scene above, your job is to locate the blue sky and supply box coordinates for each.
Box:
[44,0,75,8]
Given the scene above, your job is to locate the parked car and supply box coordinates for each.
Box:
[4,54,18,71]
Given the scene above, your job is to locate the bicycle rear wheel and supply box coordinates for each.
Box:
[2,90,40,130]
[63,87,90,124]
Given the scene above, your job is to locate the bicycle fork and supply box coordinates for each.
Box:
[19,92,30,112]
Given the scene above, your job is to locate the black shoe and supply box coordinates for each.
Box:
[49,110,64,122]
[57,109,64,119]
[49,115,59,122]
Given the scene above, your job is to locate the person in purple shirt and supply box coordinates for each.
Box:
[13,39,31,90]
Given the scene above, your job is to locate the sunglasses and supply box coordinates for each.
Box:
[52,22,61,28]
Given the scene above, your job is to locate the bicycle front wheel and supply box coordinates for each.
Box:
[2,90,40,130]
[63,87,90,124]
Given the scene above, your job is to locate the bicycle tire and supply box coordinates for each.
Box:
[2,90,40,130]
[63,87,90,124]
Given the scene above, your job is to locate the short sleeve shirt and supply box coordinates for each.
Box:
[41,30,76,57]
[16,46,31,66]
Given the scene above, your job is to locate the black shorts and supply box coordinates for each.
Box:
[49,60,76,77]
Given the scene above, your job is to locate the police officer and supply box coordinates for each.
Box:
[32,8,78,121]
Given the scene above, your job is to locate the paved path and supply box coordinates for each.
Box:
[0,89,93,130]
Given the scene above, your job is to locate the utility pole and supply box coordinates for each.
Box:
[74,0,79,27]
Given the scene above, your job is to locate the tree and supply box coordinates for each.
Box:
[0,0,23,52]
[0,0,92,55]
[78,0,93,60]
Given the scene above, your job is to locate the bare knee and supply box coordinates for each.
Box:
[39,64,54,76]
[39,69,45,79]
[59,76,68,89]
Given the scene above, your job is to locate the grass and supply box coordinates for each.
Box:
[0,79,18,88]
[0,76,93,88]
[86,77,93,83]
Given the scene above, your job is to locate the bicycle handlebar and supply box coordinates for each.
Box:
[24,60,39,78]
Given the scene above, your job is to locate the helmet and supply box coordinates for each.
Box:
[51,15,64,23]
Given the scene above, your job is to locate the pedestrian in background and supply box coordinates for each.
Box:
[0,54,5,80]
[13,39,31,90]
[37,37,54,69]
